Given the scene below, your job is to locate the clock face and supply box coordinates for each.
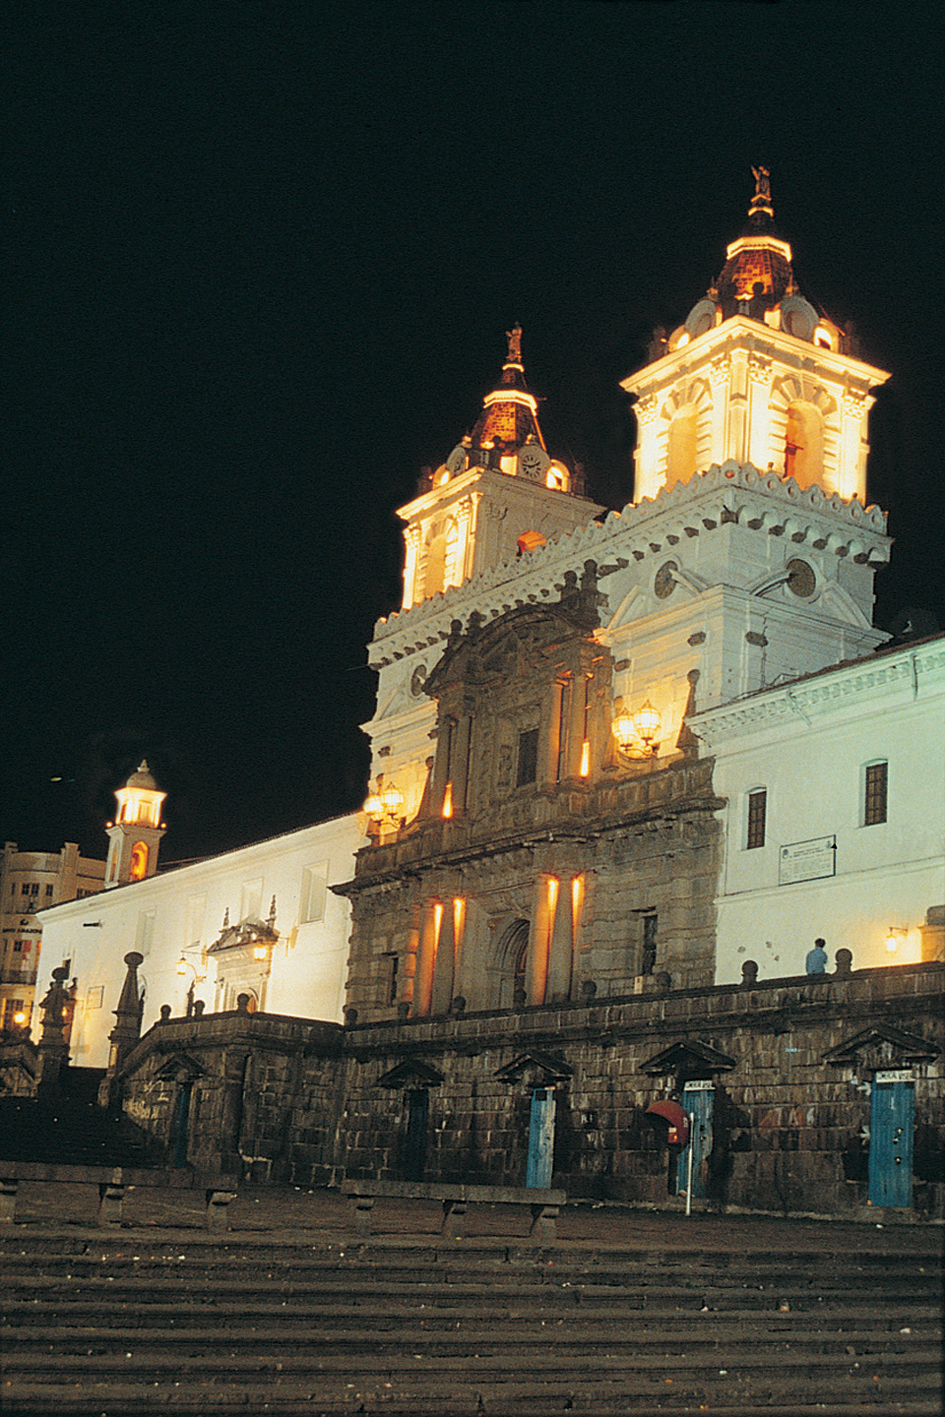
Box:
[519,444,548,480]
[654,560,678,599]
[446,444,467,476]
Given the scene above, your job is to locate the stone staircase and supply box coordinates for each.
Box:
[1,1228,941,1415]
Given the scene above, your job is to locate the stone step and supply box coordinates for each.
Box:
[4,1231,938,1417]
[6,1298,941,1329]
[5,1319,941,1357]
[2,1383,941,1416]
[5,1272,938,1312]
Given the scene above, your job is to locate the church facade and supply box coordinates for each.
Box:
[32,174,944,1217]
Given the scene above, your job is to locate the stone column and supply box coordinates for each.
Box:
[546,877,575,1002]
[36,966,71,1102]
[413,902,441,1016]
[430,899,456,1015]
[528,878,555,1006]
[97,952,145,1111]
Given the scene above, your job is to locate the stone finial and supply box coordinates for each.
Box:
[236,993,251,1013]
[834,948,853,976]
[741,960,759,986]
[159,1004,172,1022]
[192,999,205,1017]
[580,978,597,998]
[656,971,673,992]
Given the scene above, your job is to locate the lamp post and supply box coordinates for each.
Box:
[613,700,662,758]
[363,776,406,835]
[176,951,207,1018]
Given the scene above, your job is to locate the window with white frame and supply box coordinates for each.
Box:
[746,788,767,849]
[134,909,156,955]
[863,760,888,826]
[299,862,328,924]
[240,878,263,922]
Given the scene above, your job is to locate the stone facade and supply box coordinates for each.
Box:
[117,960,945,1218]
[341,578,725,1025]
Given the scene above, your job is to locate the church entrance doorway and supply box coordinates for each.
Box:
[677,1081,714,1200]
[525,1087,556,1188]
[868,1071,914,1207]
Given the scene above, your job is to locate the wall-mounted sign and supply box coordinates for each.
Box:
[682,1079,714,1092]
[778,834,836,885]
[874,1069,916,1084]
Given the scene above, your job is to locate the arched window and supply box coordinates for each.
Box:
[443,518,462,589]
[495,918,530,1009]
[784,403,825,488]
[129,842,149,881]
[424,531,446,598]
[666,407,698,487]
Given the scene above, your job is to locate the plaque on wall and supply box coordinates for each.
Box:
[778,834,836,885]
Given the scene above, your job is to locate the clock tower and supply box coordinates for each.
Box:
[398,326,602,609]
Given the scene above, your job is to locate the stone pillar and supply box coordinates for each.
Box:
[97,952,145,1111]
[36,966,71,1102]
[430,899,456,1015]
[528,878,555,1006]
[546,878,574,1002]
[413,902,441,1017]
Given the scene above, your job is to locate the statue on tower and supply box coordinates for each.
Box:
[751,165,771,200]
[505,324,522,364]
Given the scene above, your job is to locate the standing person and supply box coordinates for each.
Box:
[805,938,828,974]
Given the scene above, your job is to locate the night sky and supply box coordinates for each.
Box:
[4,2,944,862]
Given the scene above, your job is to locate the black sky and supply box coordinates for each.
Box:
[4,2,944,861]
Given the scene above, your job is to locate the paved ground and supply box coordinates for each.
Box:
[10,1180,942,1255]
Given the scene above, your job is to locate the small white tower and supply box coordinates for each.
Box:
[104,760,167,888]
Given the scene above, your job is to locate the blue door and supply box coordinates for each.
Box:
[526,1088,556,1188]
[677,1083,714,1199]
[869,1074,914,1208]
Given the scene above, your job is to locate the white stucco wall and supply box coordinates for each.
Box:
[691,637,945,982]
[38,812,364,1070]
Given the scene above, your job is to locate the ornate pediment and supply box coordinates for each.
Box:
[376,1058,444,1089]
[641,1038,737,1077]
[494,1050,572,1085]
[152,1051,207,1084]
[823,1024,939,1070]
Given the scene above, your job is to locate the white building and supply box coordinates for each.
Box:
[39,811,363,1070]
[692,632,945,980]
[33,168,944,1074]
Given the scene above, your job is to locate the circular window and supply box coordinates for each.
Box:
[410,665,428,697]
[786,559,816,598]
[654,560,678,599]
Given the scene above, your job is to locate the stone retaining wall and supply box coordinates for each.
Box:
[116,963,945,1217]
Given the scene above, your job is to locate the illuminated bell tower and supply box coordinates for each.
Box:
[624,168,890,504]
[398,326,600,608]
[104,760,167,889]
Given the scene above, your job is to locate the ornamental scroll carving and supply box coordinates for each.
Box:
[633,394,659,425]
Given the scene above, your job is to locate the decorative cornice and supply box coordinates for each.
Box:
[370,462,890,667]
[691,636,945,745]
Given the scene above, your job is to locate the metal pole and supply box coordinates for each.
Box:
[685,1127,694,1217]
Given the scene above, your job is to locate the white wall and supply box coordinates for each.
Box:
[691,638,945,981]
[38,813,364,1069]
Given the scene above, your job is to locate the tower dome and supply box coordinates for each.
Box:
[623,167,890,504]
[125,759,157,791]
